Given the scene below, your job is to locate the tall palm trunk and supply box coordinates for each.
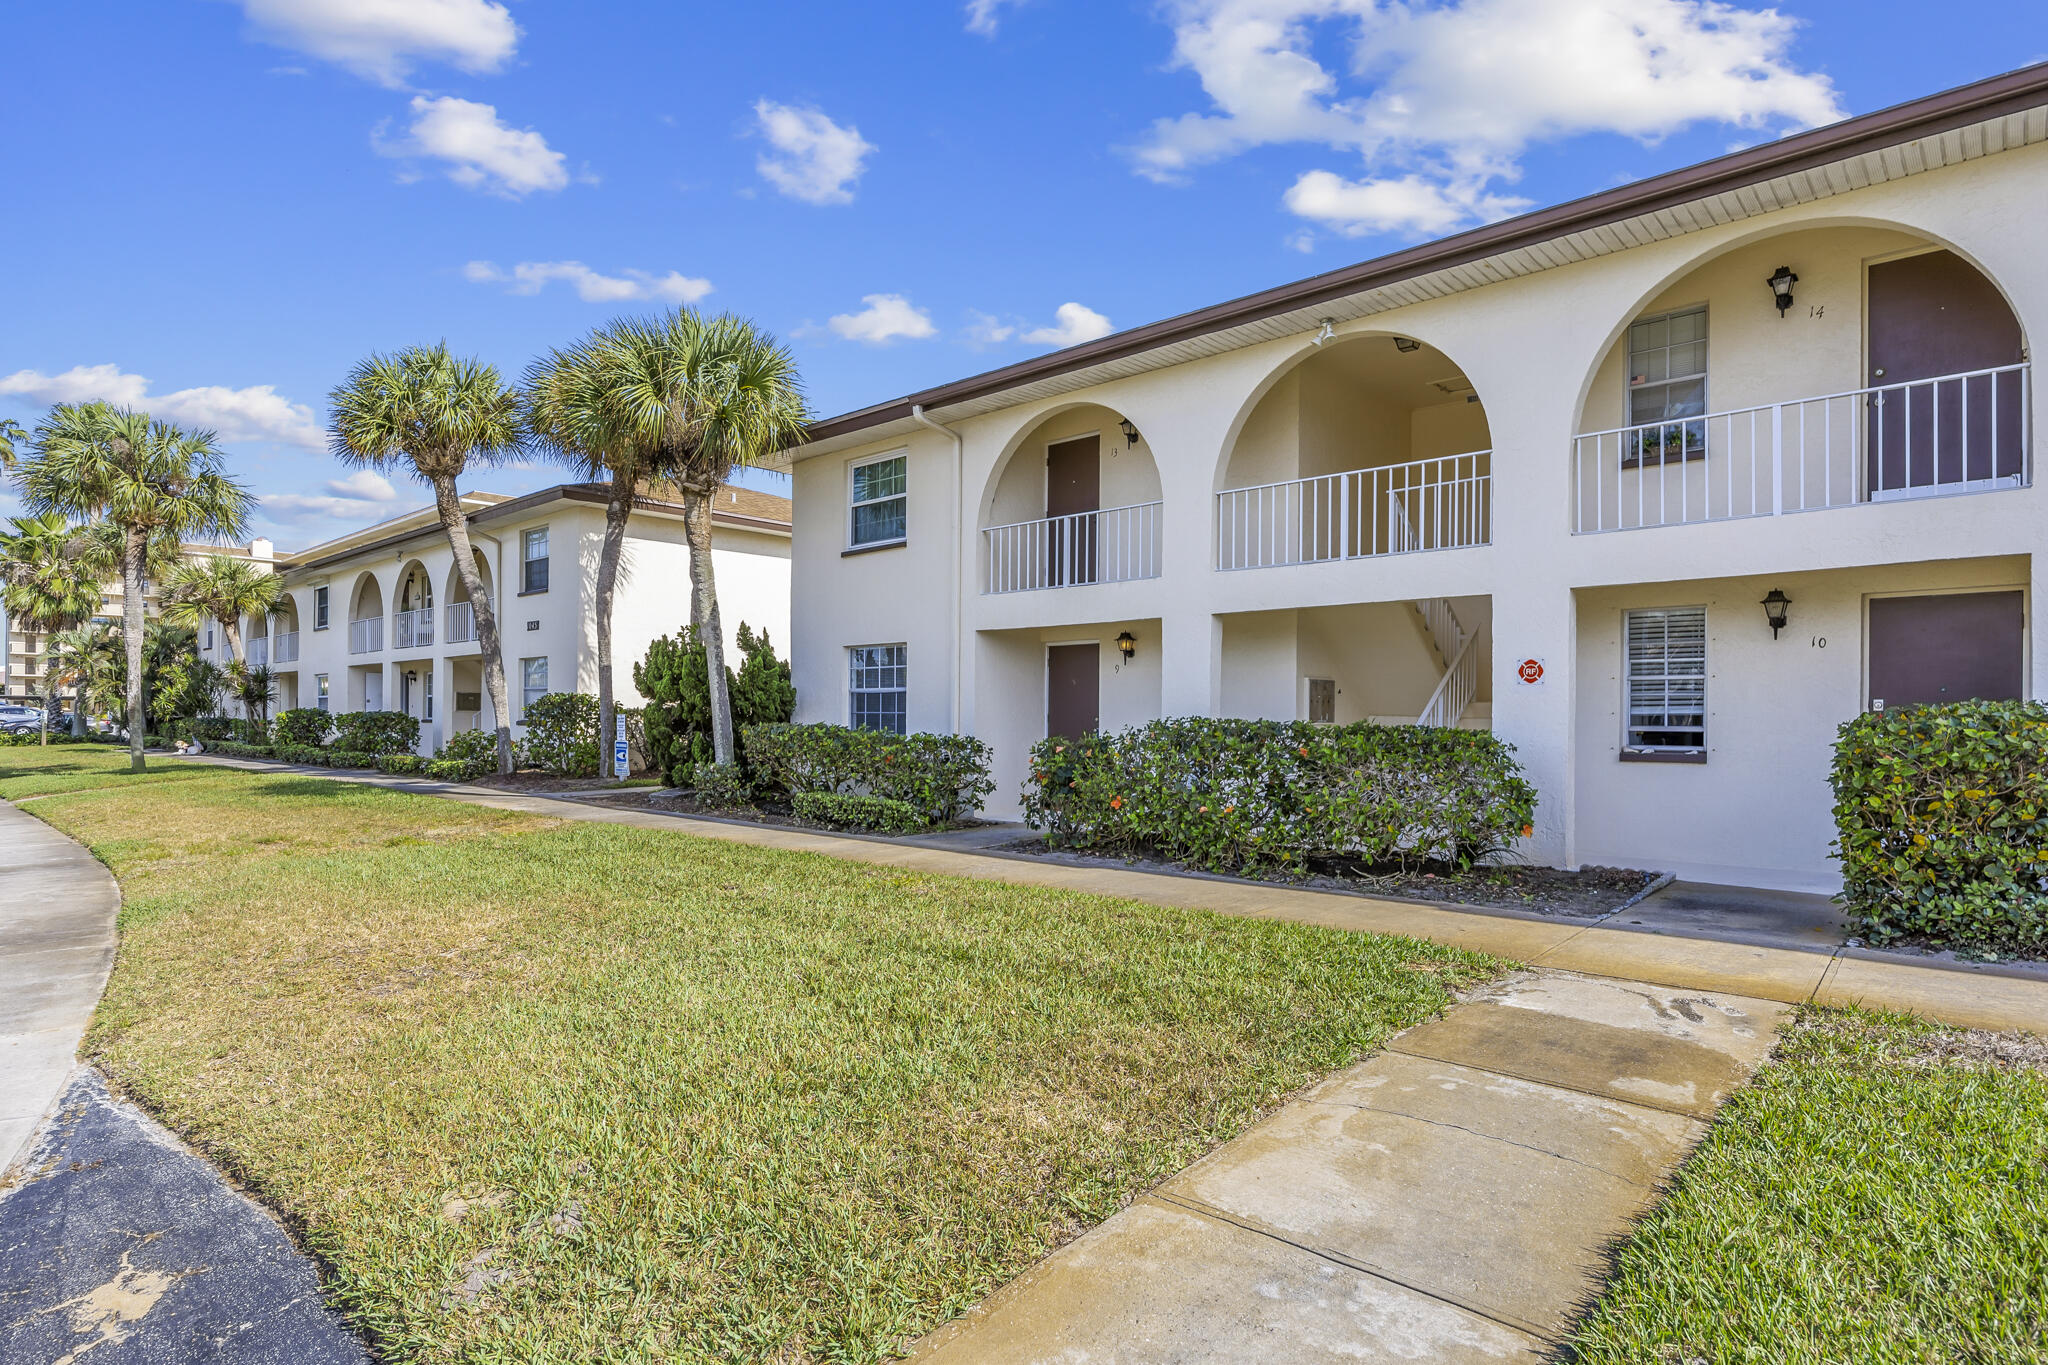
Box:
[682,489,736,766]
[431,475,513,773]
[122,531,146,773]
[37,672,48,747]
[593,475,633,781]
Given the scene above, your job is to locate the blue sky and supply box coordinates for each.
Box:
[2,0,2041,552]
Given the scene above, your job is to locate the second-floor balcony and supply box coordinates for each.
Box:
[1217,451,1492,572]
[445,602,476,644]
[984,501,1164,595]
[272,631,298,665]
[246,636,268,668]
[1572,364,2030,534]
[394,607,434,651]
[349,616,382,655]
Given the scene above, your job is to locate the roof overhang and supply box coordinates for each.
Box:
[780,61,2048,464]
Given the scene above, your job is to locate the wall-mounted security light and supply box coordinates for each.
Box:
[1767,266,1799,317]
[1760,587,1791,638]
[1311,318,1336,346]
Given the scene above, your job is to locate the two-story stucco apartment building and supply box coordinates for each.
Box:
[198,482,791,755]
[779,65,2048,894]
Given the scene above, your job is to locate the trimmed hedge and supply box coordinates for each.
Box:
[1831,700,2048,950]
[332,711,419,757]
[277,744,327,766]
[430,729,498,783]
[792,791,929,835]
[741,723,995,824]
[1023,717,1537,874]
[327,749,381,769]
[208,741,276,759]
[688,760,752,810]
[523,692,599,776]
[378,753,426,775]
[0,732,102,746]
[272,709,333,748]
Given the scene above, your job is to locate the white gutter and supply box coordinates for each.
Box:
[909,404,964,734]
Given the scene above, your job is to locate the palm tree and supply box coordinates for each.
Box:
[0,512,101,744]
[19,404,251,772]
[160,553,281,666]
[329,344,523,774]
[44,621,122,735]
[592,310,808,766]
[234,663,277,728]
[525,332,659,780]
[0,418,23,472]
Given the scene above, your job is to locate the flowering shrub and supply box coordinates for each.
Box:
[792,791,928,835]
[522,692,600,776]
[1831,701,2048,950]
[1022,717,1537,874]
[742,723,995,824]
[332,710,419,757]
[271,708,332,748]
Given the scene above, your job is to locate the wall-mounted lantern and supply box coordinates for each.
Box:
[1118,418,1141,448]
[1766,266,1799,317]
[1115,631,1137,661]
[1760,587,1791,638]
[1392,336,1422,353]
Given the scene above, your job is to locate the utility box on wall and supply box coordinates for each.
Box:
[456,692,482,711]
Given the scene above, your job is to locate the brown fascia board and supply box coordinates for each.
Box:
[794,61,2048,450]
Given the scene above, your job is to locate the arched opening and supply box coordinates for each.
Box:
[347,572,384,655]
[980,403,1164,593]
[444,551,491,647]
[268,593,301,667]
[1216,334,1492,569]
[395,559,435,650]
[1571,223,2029,533]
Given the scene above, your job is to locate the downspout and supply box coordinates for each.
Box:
[910,405,964,734]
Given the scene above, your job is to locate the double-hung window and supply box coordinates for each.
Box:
[522,527,550,593]
[314,585,330,630]
[848,644,906,734]
[521,657,548,719]
[1626,306,1708,467]
[1623,607,1707,758]
[315,674,330,712]
[848,454,907,548]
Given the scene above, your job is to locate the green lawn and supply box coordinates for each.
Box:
[5,747,1502,1363]
[1570,1004,2048,1364]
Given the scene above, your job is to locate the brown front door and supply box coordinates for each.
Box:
[1868,591,2024,711]
[1866,250,2025,495]
[1047,643,1100,740]
[1046,435,1100,586]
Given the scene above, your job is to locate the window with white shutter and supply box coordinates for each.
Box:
[1623,607,1707,755]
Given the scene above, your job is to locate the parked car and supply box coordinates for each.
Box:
[0,705,45,735]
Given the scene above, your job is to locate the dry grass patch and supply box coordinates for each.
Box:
[3,749,1506,1363]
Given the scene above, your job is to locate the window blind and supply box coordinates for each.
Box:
[1624,607,1707,751]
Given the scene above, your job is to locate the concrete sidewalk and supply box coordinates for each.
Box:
[0,799,118,1179]
[914,970,1788,1363]
[191,755,2048,1032]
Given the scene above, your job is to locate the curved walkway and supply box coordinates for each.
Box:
[0,799,117,1178]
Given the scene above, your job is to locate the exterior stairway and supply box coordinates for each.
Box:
[1412,599,1483,728]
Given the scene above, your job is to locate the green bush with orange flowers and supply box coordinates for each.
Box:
[1831,700,2048,950]
[1022,717,1536,874]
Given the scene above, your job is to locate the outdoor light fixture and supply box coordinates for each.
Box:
[1312,318,1336,346]
[1393,336,1422,353]
[1115,631,1137,661]
[1760,588,1791,638]
[1767,265,1799,317]
[1118,418,1141,448]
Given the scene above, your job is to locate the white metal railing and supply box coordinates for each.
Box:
[394,607,434,651]
[1217,451,1491,571]
[349,617,382,654]
[246,636,268,668]
[1573,364,2030,533]
[983,501,1164,594]
[445,602,476,644]
[1418,618,1484,729]
[273,631,298,665]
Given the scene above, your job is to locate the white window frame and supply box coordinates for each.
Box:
[521,526,550,594]
[315,674,330,712]
[1626,304,1709,426]
[1622,606,1708,759]
[313,585,329,630]
[520,656,548,720]
[847,451,908,550]
[847,643,907,734]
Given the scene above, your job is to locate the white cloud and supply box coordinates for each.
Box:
[965,0,1025,36]
[1132,0,1843,237]
[379,95,568,197]
[232,0,519,87]
[260,469,403,521]
[1022,302,1114,347]
[0,364,325,451]
[753,101,875,205]
[828,294,936,345]
[963,310,1017,346]
[464,260,713,304]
